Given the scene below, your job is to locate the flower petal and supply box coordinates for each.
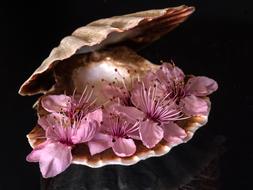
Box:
[102,84,129,105]
[139,120,164,148]
[41,95,71,113]
[40,113,71,141]
[46,124,71,142]
[87,133,112,155]
[113,104,145,122]
[130,82,147,112]
[156,63,185,82]
[163,122,187,145]
[142,71,158,87]
[127,129,141,140]
[26,141,48,162]
[26,141,72,178]
[71,119,98,144]
[185,76,218,96]
[38,113,69,130]
[180,95,210,116]
[85,109,103,124]
[112,138,136,157]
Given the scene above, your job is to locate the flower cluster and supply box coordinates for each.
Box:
[26,63,218,178]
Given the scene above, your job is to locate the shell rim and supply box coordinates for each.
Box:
[27,114,208,168]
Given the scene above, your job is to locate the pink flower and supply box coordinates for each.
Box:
[155,63,218,116]
[27,91,102,178]
[88,104,144,157]
[102,81,131,106]
[101,68,141,106]
[131,82,186,148]
[41,86,95,119]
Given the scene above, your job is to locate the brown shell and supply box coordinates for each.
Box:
[19,5,195,96]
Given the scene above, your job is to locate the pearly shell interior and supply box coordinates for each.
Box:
[65,47,156,104]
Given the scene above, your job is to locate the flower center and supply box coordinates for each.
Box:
[59,139,73,146]
[109,114,138,140]
[65,87,96,124]
[140,84,183,124]
[110,116,127,138]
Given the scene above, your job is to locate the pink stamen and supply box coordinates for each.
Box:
[139,82,184,124]
[109,113,138,140]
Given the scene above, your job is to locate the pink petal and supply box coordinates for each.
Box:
[139,120,164,148]
[45,123,71,142]
[102,84,129,104]
[142,71,157,87]
[38,113,69,130]
[163,122,187,145]
[41,95,71,113]
[185,76,218,96]
[113,104,145,122]
[26,141,48,162]
[38,116,50,130]
[87,133,112,155]
[157,63,185,82]
[127,129,141,140]
[130,82,147,112]
[26,141,72,178]
[41,114,71,141]
[71,120,98,144]
[112,138,136,157]
[45,125,62,141]
[180,95,210,116]
[71,109,102,144]
[85,109,103,124]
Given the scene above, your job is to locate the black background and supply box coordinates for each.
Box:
[1,0,252,189]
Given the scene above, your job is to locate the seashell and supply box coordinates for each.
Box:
[19,5,195,96]
[19,5,212,169]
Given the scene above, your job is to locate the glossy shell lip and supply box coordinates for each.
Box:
[18,5,195,96]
